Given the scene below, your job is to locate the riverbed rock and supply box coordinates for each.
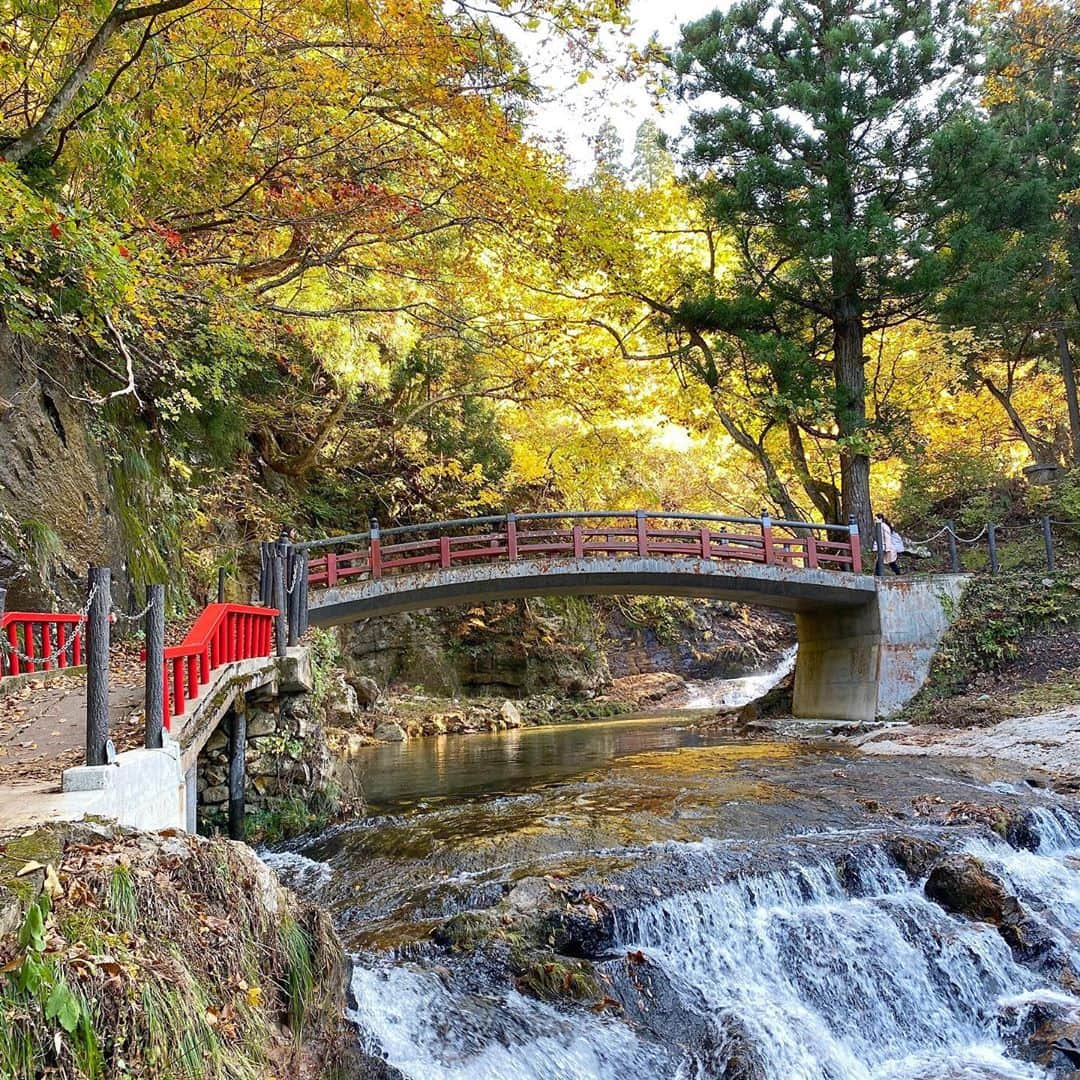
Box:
[924,854,1064,971]
[374,720,407,743]
[500,699,523,728]
[544,890,617,959]
[347,674,382,709]
[924,855,1010,923]
[325,672,359,725]
[887,835,944,881]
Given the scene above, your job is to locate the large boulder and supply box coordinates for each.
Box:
[499,699,523,729]
[373,720,407,743]
[324,671,359,726]
[347,674,382,709]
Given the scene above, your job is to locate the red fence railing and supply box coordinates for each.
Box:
[304,511,861,589]
[1,612,84,678]
[155,603,278,730]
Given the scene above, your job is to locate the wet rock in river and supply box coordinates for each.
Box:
[500,699,523,728]
[924,855,1011,923]
[887,835,944,881]
[925,854,1067,973]
[543,889,617,959]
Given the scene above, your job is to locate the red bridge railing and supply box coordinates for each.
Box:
[1,611,84,677]
[154,603,278,730]
[303,510,861,589]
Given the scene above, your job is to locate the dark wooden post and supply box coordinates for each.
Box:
[227,703,246,842]
[258,542,272,606]
[217,567,226,604]
[946,522,960,572]
[0,587,6,678]
[848,516,862,574]
[987,523,999,574]
[144,584,165,749]
[873,519,884,577]
[636,510,649,557]
[1043,516,1055,573]
[86,566,111,766]
[286,546,301,647]
[298,548,310,635]
[272,545,287,658]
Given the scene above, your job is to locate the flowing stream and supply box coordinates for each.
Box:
[268,714,1080,1079]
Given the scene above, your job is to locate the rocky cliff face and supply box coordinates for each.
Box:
[0,332,126,608]
[337,597,795,700]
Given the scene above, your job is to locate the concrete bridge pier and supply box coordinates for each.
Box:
[793,603,881,722]
[793,575,968,723]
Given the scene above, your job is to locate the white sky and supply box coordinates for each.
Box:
[515,0,728,175]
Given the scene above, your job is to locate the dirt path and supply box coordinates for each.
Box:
[0,673,146,788]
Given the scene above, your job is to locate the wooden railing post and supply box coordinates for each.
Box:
[0,587,5,678]
[439,535,451,568]
[144,584,165,750]
[272,544,288,658]
[849,516,862,574]
[369,518,383,580]
[1043,516,1055,573]
[286,547,301,647]
[806,532,819,569]
[636,510,648,557]
[700,526,711,560]
[298,549,310,635]
[987,523,999,574]
[86,566,111,766]
[946,522,960,572]
[874,519,885,578]
[761,510,775,565]
[506,513,518,562]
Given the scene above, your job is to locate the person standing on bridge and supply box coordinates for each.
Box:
[873,514,902,576]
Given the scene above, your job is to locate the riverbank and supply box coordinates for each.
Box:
[0,822,358,1078]
[852,705,1080,787]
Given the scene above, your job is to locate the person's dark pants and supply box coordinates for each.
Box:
[888,559,902,575]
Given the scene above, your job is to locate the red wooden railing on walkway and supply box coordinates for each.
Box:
[304,511,861,588]
[156,603,278,730]
[0,611,84,677]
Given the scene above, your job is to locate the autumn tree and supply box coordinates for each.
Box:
[672,0,975,535]
[933,0,1080,467]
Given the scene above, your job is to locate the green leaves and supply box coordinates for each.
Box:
[44,981,82,1034]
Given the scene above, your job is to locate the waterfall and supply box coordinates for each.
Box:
[618,849,1055,1079]
[348,810,1080,1080]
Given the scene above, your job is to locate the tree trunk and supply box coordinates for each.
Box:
[833,309,872,537]
[1056,326,1080,469]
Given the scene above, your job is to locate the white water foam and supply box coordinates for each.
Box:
[348,964,675,1079]
[259,849,332,892]
[618,848,1075,1080]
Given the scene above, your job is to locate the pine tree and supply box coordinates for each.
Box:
[630,120,673,190]
[673,0,974,534]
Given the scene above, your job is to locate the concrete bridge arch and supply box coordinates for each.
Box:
[305,554,965,723]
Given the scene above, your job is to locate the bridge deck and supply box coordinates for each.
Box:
[308,555,877,625]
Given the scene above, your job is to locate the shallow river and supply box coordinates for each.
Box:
[268,714,1080,1080]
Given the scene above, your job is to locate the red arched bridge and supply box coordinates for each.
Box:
[281,510,947,724]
